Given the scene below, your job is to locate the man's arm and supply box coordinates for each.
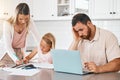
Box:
[85,58,120,73]
[69,40,80,50]
[69,28,81,50]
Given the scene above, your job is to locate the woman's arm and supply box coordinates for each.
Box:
[29,19,41,44]
[3,21,19,63]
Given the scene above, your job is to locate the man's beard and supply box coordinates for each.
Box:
[81,26,91,40]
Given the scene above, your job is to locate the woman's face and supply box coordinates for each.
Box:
[40,39,51,54]
[17,14,30,25]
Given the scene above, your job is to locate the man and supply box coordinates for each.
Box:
[69,13,120,73]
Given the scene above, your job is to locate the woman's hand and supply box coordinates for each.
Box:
[16,60,23,65]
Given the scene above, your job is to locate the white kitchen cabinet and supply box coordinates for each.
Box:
[89,0,120,19]
[0,0,16,20]
[0,0,5,19]
[56,0,75,20]
[32,0,88,20]
[57,0,89,16]
[32,0,71,20]
[75,0,88,14]
[33,0,74,20]
[32,0,57,20]
[56,0,89,20]
[57,0,74,16]
[0,0,89,20]
[0,0,33,20]
[114,0,120,19]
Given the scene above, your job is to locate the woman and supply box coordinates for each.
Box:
[23,33,56,64]
[0,3,40,66]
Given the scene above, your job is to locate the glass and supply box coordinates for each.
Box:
[74,0,89,14]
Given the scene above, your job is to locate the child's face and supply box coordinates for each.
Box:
[40,39,51,54]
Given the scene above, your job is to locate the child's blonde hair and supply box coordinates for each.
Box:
[42,33,56,49]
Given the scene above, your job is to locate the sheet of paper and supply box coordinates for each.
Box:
[9,69,40,76]
[2,63,53,76]
[2,67,40,76]
[2,67,19,72]
[33,63,54,69]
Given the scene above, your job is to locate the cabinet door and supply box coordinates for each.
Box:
[57,0,77,20]
[75,0,88,14]
[113,0,120,19]
[89,0,113,19]
[33,0,57,20]
[0,0,16,20]
[0,0,5,19]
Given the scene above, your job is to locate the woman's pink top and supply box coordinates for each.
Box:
[12,27,27,48]
[12,27,27,59]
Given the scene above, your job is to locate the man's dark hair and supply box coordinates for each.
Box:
[72,13,91,26]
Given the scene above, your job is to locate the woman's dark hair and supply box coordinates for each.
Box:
[16,3,30,15]
[72,13,91,26]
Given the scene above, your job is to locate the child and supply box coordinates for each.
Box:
[23,33,55,64]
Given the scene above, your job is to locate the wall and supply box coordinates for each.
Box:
[0,20,73,49]
[34,20,73,49]
[92,20,120,44]
[32,20,120,49]
[0,20,120,49]
[0,20,3,39]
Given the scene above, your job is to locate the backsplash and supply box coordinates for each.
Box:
[92,20,120,44]
[34,20,120,49]
[0,20,3,39]
[0,20,120,50]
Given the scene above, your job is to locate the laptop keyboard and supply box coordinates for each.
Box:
[83,68,92,73]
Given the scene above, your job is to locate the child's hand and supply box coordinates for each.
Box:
[23,58,29,64]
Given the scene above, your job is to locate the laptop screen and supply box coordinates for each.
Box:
[51,49,84,74]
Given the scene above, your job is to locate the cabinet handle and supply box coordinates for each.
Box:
[113,12,116,14]
[110,12,112,14]
[71,13,73,15]
[51,14,54,16]
[3,13,8,15]
[31,15,34,17]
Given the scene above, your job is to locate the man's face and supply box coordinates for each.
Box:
[73,22,91,40]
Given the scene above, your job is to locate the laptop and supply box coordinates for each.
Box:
[51,49,92,75]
